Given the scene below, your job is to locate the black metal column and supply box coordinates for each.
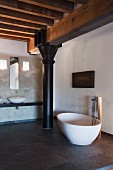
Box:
[38,44,58,129]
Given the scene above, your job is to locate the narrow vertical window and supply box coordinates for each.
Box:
[0,60,7,70]
[23,61,29,71]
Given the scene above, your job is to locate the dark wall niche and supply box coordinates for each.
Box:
[72,70,95,88]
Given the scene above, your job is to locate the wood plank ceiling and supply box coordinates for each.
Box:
[0,0,86,53]
[0,0,112,54]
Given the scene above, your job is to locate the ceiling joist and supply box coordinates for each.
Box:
[0,7,54,26]
[0,0,63,20]
[0,16,47,30]
[0,34,29,42]
[0,30,34,38]
[0,23,35,35]
[18,0,74,13]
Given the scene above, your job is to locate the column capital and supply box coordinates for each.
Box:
[38,44,58,63]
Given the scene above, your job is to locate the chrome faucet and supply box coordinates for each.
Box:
[91,96,98,119]
[86,96,102,120]
[90,97,98,125]
[86,96,99,125]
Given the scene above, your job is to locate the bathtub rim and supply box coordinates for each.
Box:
[57,112,101,127]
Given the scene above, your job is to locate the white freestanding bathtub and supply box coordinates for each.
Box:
[57,113,101,145]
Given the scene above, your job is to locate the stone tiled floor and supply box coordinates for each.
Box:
[0,119,113,170]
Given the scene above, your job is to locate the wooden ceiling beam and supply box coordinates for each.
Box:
[18,0,74,13]
[47,0,113,45]
[0,30,34,38]
[28,38,35,53]
[0,16,47,30]
[0,35,29,42]
[0,0,63,20]
[0,7,54,26]
[0,23,35,35]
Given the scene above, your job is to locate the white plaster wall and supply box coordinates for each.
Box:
[0,39,43,123]
[55,22,113,134]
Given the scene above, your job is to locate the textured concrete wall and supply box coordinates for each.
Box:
[0,39,43,123]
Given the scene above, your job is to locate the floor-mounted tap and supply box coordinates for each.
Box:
[91,96,98,119]
[91,96,102,121]
[86,96,102,125]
